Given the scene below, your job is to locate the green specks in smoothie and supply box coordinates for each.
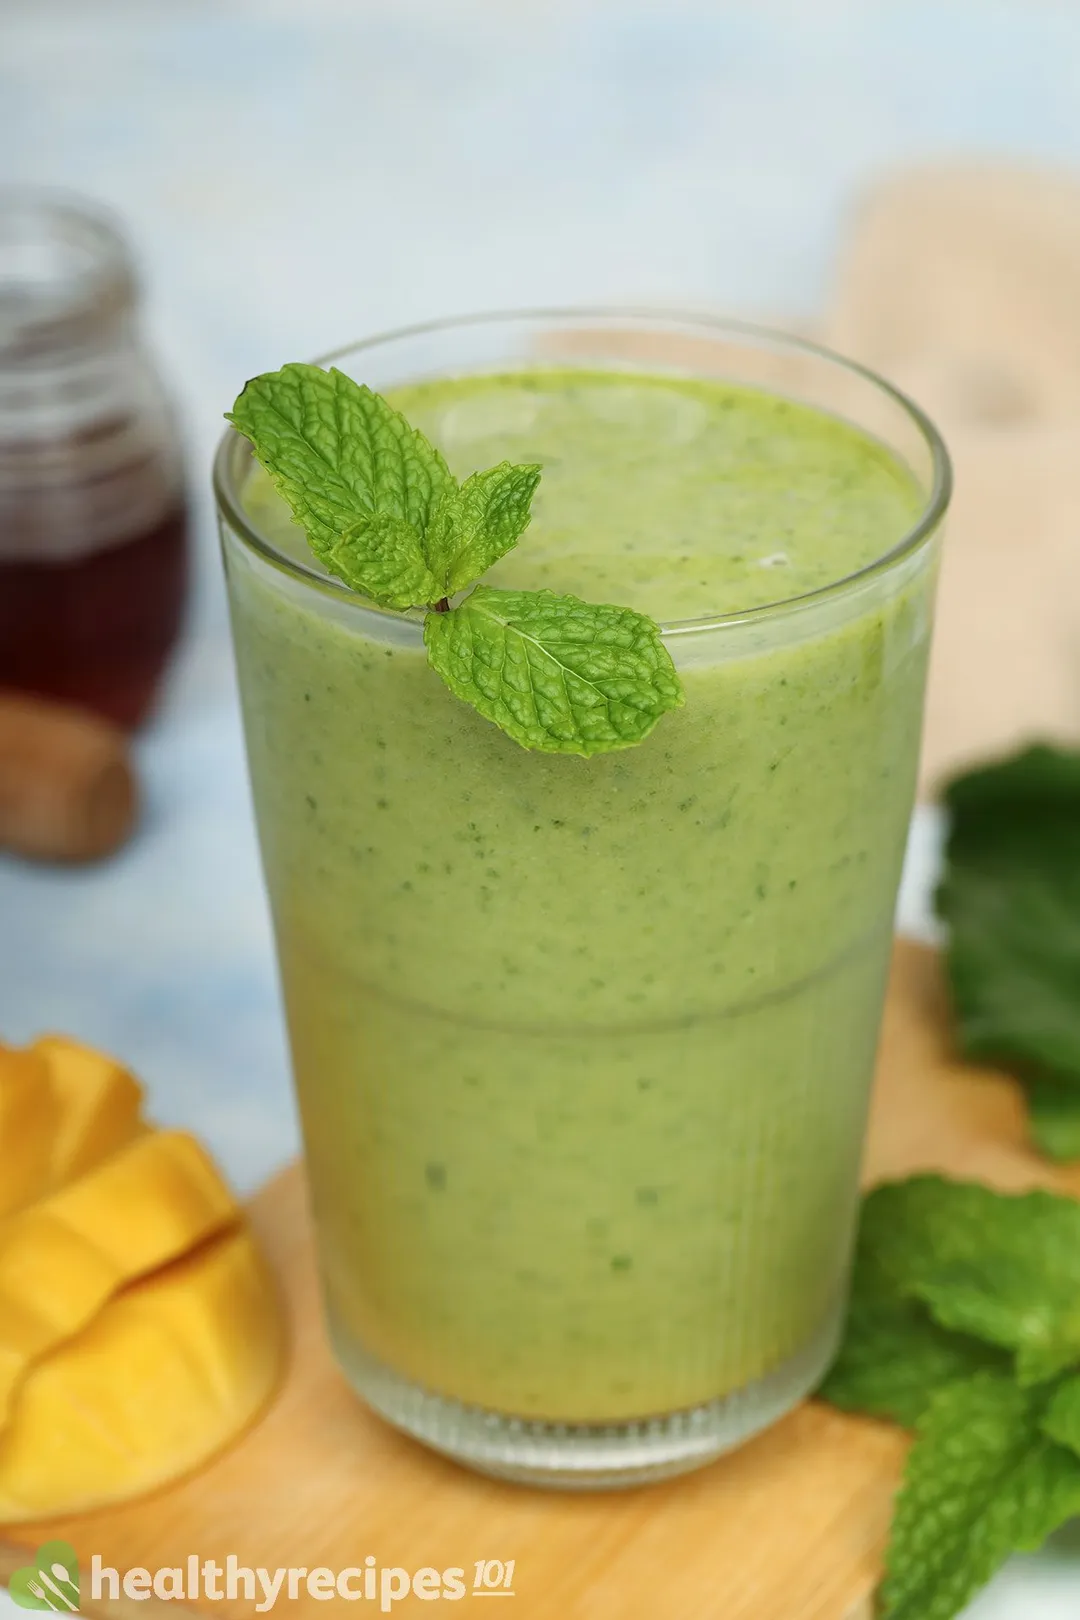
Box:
[229,358,937,1422]
[610,1255,633,1273]
[424,1162,447,1191]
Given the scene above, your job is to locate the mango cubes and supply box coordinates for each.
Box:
[0,1038,283,1521]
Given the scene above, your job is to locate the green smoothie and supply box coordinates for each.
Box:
[225,367,936,1426]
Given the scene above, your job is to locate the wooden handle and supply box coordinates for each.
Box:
[0,692,138,862]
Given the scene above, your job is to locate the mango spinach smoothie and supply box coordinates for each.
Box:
[224,364,938,1440]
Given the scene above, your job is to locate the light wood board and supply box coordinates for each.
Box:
[825,163,1080,795]
[8,944,1079,1620]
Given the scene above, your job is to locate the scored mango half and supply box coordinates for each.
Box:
[0,1033,284,1521]
[0,1226,283,1521]
[0,1047,59,1220]
[32,1036,143,1187]
[0,1130,240,1426]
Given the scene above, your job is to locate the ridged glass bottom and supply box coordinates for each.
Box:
[330,1305,843,1489]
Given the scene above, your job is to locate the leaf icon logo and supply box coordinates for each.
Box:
[9,1542,79,1612]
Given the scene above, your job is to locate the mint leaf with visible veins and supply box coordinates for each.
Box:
[324,512,441,612]
[880,1372,1080,1620]
[937,744,1080,1159]
[444,462,543,593]
[227,366,685,751]
[858,1176,1080,1386]
[227,363,453,559]
[423,584,684,756]
[820,1176,1080,1620]
[420,462,542,595]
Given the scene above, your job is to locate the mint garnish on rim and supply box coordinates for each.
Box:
[227,363,684,755]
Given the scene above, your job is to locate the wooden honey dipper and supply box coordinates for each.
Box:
[0,691,138,862]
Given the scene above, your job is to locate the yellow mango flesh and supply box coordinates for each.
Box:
[32,1037,144,1187]
[0,1047,59,1220]
[0,1226,283,1521]
[0,1130,240,1427]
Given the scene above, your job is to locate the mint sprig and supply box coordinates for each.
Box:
[818,1175,1080,1620]
[227,363,684,755]
[881,1373,1080,1620]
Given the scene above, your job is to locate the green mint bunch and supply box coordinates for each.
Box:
[937,744,1080,1161]
[819,1175,1080,1620]
[227,364,684,755]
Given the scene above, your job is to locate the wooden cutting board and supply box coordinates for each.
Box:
[8,943,1079,1620]
[824,163,1080,796]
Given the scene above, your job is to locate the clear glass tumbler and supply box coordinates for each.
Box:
[215,311,949,1487]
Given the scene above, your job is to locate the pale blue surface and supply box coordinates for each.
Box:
[0,4,1076,1611]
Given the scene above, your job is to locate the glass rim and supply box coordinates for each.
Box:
[213,305,952,636]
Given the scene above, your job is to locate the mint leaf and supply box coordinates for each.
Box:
[938,744,1080,1158]
[418,485,465,595]
[323,512,441,611]
[858,1177,1080,1386]
[423,584,685,756]
[444,462,542,593]
[881,1372,1080,1620]
[227,361,452,558]
[1027,1076,1080,1163]
[228,366,686,754]
[818,1291,1004,1428]
[819,1237,1006,1428]
[418,461,541,596]
[1042,1372,1080,1455]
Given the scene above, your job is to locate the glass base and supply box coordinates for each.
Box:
[330,1309,842,1490]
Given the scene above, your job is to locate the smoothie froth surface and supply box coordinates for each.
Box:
[245,369,923,621]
